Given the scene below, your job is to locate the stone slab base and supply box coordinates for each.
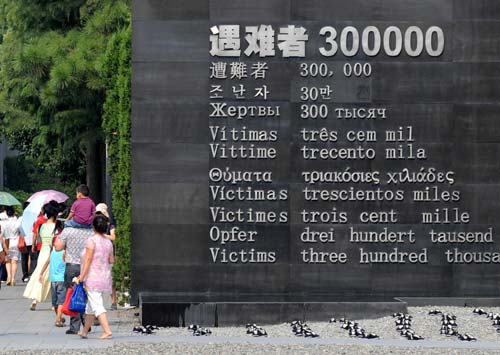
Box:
[139,294,408,326]
[397,297,500,307]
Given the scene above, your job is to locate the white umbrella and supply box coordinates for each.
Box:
[20,195,46,237]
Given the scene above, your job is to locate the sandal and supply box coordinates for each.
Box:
[78,332,88,339]
[99,333,112,340]
[55,321,64,327]
[30,302,36,311]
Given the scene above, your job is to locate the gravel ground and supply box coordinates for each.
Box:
[154,306,500,342]
[4,343,500,355]
[4,306,500,354]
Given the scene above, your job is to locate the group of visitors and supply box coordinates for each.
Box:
[0,184,117,340]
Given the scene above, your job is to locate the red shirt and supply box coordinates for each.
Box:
[33,214,48,251]
[33,214,48,235]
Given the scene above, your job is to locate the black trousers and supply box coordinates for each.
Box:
[65,263,85,332]
[21,246,38,279]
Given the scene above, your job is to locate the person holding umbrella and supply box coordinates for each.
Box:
[20,190,69,284]
[23,201,59,310]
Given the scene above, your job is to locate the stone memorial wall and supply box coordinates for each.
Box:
[132,0,500,304]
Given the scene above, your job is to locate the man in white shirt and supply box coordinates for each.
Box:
[1,207,20,286]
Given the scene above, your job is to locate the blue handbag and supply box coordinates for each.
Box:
[69,282,87,313]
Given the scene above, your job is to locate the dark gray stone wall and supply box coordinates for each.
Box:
[132,0,500,303]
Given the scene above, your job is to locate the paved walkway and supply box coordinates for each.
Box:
[0,279,137,350]
[2,278,500,352]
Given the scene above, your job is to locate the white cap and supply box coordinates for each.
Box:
[95,203,109,218]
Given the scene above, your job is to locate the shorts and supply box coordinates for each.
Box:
[8,248,20,261]
[85,290,107,317]
[51,281,67,307]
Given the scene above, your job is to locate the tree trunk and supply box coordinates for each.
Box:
[85,138,105,203]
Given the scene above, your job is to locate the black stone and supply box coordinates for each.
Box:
[131,0,500,325]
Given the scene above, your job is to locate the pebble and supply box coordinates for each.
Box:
[3,306,500,354]
[5,343,500,355]
[152,306,500,341]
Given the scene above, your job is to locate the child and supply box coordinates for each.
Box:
[65,184,95,228]
[39,237,67,327]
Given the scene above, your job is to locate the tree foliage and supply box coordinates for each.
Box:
[0,0,129,192]
[102,22,131,295]
[0,1,132,293]
[0,0,86,33]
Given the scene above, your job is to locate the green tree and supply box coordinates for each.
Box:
[101,22,131,294]
[0,0,86,33]
[0,0,132,296]
[0,0,129,200]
